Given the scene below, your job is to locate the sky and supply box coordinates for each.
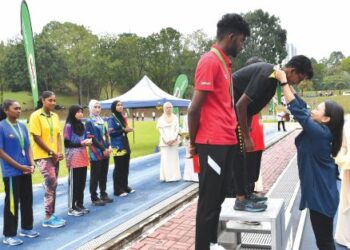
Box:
[0,0,349,61]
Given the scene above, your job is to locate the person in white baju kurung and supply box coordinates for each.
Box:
[156,102,181,182]
[335,119,350,248]
[181,115,198,182]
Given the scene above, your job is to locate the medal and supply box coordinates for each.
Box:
[50,137,54,143]
[22,149,26,157]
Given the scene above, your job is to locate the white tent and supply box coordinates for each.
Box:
[100,75,190,109]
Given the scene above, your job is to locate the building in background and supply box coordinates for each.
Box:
[282,43,297,65]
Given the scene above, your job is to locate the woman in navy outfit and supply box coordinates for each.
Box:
[278,69,344,250]
[108,100,134,196]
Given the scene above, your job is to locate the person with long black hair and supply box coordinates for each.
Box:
[0,100,39,246]
[29,91,65,228]
[108,100,135,196]
[278,69,344,250]
[64,105,92,216]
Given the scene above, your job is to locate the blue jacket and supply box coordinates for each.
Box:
[288,95,339,218]
[107,115,130,154]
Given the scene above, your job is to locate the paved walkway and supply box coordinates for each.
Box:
[128,130,299,250]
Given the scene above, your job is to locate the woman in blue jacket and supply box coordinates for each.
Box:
[278,70,344,250]
[108,100,134,196]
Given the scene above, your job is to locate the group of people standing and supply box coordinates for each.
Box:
[188,13,345,250]
[0,91,134,246]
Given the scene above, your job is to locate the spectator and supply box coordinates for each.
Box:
[157,102,181,182]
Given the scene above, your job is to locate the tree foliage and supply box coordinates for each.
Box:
[235,9,287,69]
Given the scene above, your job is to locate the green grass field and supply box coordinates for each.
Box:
[0,120,160,193]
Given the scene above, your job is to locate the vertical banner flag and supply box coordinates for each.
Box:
[172,74,189,115]
[21,1,39,108]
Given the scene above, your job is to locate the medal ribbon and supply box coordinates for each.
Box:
[210,47,233,99]
[6,119,24,151]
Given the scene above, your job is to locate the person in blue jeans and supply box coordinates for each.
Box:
[0,100,40,246]
[277,69,344,250]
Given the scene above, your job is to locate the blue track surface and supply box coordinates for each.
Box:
[0,127,279,249]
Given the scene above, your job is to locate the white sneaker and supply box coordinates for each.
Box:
[68,209,84,217]
[3,237,23,246]
[210,243,226,250]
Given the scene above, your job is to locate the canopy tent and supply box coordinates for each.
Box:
[100,75,191,109]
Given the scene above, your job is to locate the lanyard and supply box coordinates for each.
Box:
[42,109,54,139]
[210,47,233,98]
[6,119,24,150]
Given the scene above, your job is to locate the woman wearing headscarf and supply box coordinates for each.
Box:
[64,105,91,216]
[108,100,134,197]
[85,100,113,206]
[156,102,181,182]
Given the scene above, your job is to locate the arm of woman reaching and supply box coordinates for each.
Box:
[277,71,328,137]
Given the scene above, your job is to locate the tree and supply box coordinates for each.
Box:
[181,30,213,89]
[35,34,68,92]
[0,42,7,103]
[39,21,98,104]
[326,51,345,67]
[2,40,29,92]
[235,9,287,69]
[341,57,350,72]
[143,27,183,92]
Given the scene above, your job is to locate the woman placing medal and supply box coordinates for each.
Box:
[29,91,65,228]
[0,100,39,246]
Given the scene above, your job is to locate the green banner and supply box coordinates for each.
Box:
[173,74,188,98]
[173,74,189,115]
[21,1,39,108]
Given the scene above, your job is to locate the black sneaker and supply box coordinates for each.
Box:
[126,187,135,194]
[234,199,267,212]
[77,205,90,214]
[92,199,105,206]
[100,195,113,203]
[247,193,268,204]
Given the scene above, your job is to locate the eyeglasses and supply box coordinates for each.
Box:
[94,105,101,108]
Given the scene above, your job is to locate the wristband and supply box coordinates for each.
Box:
[280,82,288,86]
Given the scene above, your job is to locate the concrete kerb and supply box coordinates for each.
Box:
[78,183,199,250]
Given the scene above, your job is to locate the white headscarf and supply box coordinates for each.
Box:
[88,99,104,124]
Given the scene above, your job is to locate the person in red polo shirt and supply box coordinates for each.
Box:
[188,14,264,250]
